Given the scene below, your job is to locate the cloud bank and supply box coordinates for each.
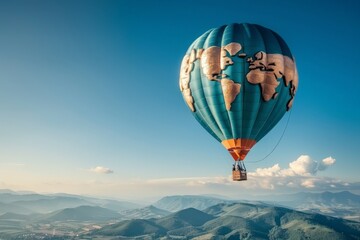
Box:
[251,155,336,177]
[5,155,356,200]
[138,155,341,197]
[89,166,114,174]
[241,155,338,191]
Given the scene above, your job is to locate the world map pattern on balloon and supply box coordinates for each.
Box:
[179,23,299,161]
[179,42,298,112]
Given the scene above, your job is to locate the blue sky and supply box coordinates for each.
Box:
[0,0,359,200]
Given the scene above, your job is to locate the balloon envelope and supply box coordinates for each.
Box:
[179,23,298,161]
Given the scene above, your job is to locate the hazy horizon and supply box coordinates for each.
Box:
[1,187,359,203]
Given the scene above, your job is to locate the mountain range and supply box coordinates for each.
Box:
[0,189,359,239]
[259,191,360,221]
[153,195,232,212]
[151,192,360,222]
[0,191,140,214]
[90,202,360,239]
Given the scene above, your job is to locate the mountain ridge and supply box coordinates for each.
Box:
[38,205,123,222]
[89,202,360,239]
[154,194,232,212]
[120,205,171,219]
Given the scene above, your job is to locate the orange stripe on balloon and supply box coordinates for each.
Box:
[221,138,256,161]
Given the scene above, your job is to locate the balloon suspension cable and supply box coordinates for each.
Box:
[241,160,246,171]
[247,109,292,164]
[233,160,246,170]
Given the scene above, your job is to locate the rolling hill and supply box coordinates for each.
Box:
[38,205,123,222]
[268,191,360,221]
[0,212,40,221]
[120,205,171,219]
[155,208,215,230]
[0,190,141,215]
[0,202,34,215]
[0,193,52,203]
[92,219,167,237]
[11,196,94,213]
[153,195,231,212]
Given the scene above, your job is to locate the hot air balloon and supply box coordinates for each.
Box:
[179,23,298,181]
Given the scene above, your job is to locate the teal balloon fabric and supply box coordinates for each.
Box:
[179,23,298,146]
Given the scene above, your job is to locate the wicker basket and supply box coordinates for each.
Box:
[232,170,247,181]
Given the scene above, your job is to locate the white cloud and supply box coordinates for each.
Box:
[243,155,337,191]
[318,156,336,171]
[89,166,114,174]
[289,155,318,176]
[301,179,316,188]
[250,155,336,178]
